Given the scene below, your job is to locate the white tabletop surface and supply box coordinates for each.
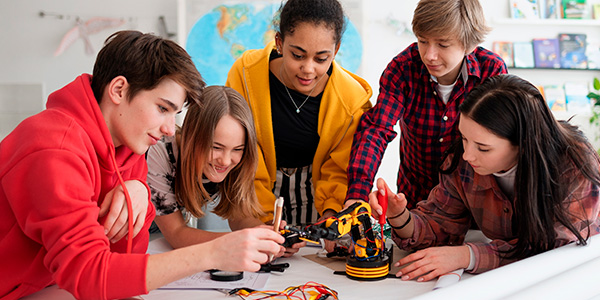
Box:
[21,230,600,299]
[23,233,477,300]
[140,236,464,300]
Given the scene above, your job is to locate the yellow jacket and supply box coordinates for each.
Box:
[226,41,372,222]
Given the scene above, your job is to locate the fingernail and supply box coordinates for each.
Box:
[377,209,383,215]
[396,271,402,276]
[379,189,385,195]
[417,277,424,282]
[394,262,400,267]
[104,229,108,235]
[402,275,409,280]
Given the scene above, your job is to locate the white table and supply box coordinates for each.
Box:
[141,236,455,299]
[23,234,472,300]
[30,230,600,299]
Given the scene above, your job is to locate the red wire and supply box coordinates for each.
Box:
[234,282,338,300]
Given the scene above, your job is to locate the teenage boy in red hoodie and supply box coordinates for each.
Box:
[0,30,283,300]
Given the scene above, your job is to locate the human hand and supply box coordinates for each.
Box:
[209,228,285,272]
[316,209,337,253]
[99,180,149,243]
[275,219,306,257]
[368,178,407,220]
[281,239,306,257]
[394,245,470,282]
[343,199,364,209]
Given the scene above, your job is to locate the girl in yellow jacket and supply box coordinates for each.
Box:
[226,0,372,252]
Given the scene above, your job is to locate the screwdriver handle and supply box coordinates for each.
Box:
[377,187,388,225]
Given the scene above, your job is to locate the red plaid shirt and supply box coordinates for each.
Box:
[392,158,600,273]
[346,43,507,208]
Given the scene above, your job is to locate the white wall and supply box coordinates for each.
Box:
[0,0,178,94]
[0,0,178,137]
[1,0,599,188]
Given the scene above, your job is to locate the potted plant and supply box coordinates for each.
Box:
[586,77,600,154]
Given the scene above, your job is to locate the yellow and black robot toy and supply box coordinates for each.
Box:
[282,201,392,281]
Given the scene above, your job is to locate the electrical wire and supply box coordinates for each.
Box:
[230,282,338,300]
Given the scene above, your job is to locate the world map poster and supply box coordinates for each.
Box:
[180,0,364,86]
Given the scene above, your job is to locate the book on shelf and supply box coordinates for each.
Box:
[558,33,588,69]
[492,41,514,68]
[533,38,561,68]
[513,41,535,68]
[538,0,559,19]
[510,0,540,19]
[536,85,545,96]
[586,40,600,69]
[594,4,600,19]
[543,84,567,111]
[561,0,588,19]
[564,81,590,113]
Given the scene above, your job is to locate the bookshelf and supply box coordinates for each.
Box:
[493,17,600,26]
[485,10,600,150]
[487,16,600,85]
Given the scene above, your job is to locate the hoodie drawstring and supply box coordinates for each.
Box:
[108,147,134,253]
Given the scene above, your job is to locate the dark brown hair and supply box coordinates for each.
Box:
[443,74,600,259]
[91,30,205,106]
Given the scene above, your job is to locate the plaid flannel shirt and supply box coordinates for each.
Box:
[392,158,600,273]
[346,43,507,208]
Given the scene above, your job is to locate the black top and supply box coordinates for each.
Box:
[269,51,323,168]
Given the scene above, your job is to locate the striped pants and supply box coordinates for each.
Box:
[273,165,318,226]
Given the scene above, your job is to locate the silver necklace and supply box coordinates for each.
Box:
[279,63,322,113]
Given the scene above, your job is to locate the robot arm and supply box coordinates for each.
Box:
[281,201,392,281]
[283,201,379,258]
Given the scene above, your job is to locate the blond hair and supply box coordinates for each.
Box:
[175,86,262,219]
[412,0,490,50]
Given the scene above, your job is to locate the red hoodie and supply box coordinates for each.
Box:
[0,74,155,300]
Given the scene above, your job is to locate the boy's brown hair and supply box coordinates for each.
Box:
[412,0,490,50]
[91,30,205,106]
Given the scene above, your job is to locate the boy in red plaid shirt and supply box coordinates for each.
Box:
[346,0,507,208]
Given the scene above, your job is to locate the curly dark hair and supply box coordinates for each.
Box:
[276,0,346,45]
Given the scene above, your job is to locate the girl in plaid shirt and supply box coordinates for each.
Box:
[370,74,600,281]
